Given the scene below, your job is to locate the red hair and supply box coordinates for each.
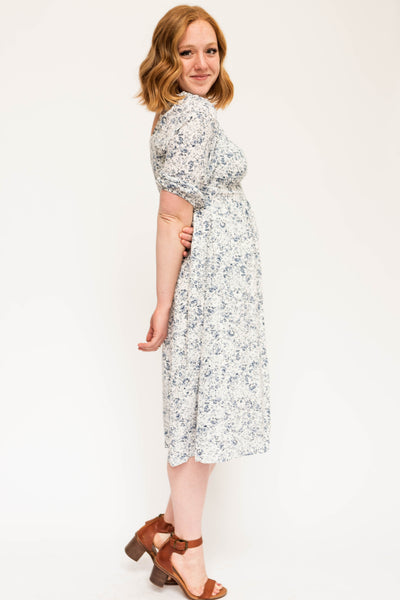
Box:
[135,5,234,112]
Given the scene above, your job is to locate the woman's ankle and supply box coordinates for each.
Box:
[173,530,202,541]
[163,512,174,526]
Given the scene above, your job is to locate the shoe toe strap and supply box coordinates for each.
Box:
[200,578,216,599]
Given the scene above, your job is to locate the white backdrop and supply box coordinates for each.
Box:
[0,1,399,599]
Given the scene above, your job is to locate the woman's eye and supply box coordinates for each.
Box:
[179,48,218,57]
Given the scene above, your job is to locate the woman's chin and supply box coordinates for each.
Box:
[179,77,215,96]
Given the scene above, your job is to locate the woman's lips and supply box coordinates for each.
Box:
[191,75,209,80]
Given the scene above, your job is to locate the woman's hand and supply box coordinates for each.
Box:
[138,305,170,351]
[180,225,194,257]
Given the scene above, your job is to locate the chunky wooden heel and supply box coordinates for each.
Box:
[124,534,146,561]
[150,563,169,587]
[124,513,177,585]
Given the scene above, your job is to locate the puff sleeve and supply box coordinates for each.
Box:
[155,101,216,210]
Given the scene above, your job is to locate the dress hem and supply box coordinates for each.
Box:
[165,442,270,468]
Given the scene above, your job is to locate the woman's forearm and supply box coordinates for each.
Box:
[156,210,192,310]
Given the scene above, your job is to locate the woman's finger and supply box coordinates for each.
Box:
[138,339,163,351]
[138,332,165,351]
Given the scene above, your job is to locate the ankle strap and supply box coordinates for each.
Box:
[169,532,203,553]
[144,513,174,533]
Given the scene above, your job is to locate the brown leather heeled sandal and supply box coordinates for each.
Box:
[124,513,177,585]
[150,532,227,599]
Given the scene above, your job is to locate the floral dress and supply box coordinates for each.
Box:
[150,90,271,467]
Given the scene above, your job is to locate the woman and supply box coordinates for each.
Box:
[125,5,271,599]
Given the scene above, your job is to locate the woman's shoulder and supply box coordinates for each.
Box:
[162,91,217,130]
[178,90,217,115]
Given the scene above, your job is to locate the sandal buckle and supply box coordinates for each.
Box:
[171,537,188,551]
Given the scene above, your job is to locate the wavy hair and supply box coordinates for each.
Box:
[135,5,234,112]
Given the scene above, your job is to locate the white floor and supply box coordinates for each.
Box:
[2,532,399,600]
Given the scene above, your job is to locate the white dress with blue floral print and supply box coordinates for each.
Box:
[150,90,271,467]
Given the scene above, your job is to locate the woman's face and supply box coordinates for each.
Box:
[176,19,220,97]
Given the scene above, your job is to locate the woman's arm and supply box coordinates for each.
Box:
[137,190,193,352]
[156,189,193,308]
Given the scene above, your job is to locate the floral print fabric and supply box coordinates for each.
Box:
[150,90,271,467]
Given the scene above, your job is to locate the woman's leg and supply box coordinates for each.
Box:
[154,463,216,547]
[166,458,222,596]
[163,494,174,525]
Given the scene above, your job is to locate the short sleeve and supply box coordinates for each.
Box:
[156,100,216,210]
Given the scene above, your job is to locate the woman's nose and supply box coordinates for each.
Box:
[194,52,208,70]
